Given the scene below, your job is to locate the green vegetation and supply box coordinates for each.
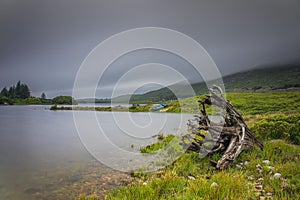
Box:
[73,89,300,199]
[0,81,31,104]
[76,98,111,103]
[167,92,300,115]
[24,97,42,105]
[225,92,300,115]
[140,135,175,153]
[128,105,151,112]
[41,92,46,100]
[52,95,76,105]
[4,80,31,99]
[101,91,300,200]
[52,92,300,115]
[113,65,300,103]
[0,81,76,105]
[50,104,152,112]
[0,96,13,105]
[250,114,300,145]
[223,65,300,92]
[106,113,300,200]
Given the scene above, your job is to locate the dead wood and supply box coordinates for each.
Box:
[182,85,263,170]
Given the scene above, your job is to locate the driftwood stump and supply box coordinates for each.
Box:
[182,86,263,170]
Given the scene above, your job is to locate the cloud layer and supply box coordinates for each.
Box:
[0,0,299,97]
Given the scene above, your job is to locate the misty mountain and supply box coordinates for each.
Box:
[112,65,300,103]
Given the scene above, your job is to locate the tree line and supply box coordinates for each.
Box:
[0,81,75,105]
[0,81,30,99]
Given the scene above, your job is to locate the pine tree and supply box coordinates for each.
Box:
[15,81,21,98]
[41,92,46,99]
[8,86,15,98]
[4,81,31,99]
[0,87,8,97]
[20,84,30,99]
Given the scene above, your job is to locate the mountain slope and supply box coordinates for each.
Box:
[113,65,300,103]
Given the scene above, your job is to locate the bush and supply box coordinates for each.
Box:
[25,97,42,105]
[50,105,58,110]
[0,96,13,105]
[52,96,76,105]
[41,98,52,105]
[250,114,300,144]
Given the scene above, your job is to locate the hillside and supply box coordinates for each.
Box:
[113,65,300,103]
[222,65,300,92]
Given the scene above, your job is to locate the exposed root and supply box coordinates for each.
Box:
[182,86,263,169]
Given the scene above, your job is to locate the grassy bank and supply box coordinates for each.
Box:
[106,113,300,200]
[107,140,299,199]
[78,113,300,200]
[78,92,299,200]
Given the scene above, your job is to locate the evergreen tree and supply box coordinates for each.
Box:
[3,81,31,99]
[0,87,8,97]
[41,92,46,99]
[15,81,21,98]
[20,84,30,99]
[8,86,15,98]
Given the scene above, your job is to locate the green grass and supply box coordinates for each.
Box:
[225,92,300,115]
[140,135,175,153]
[105,112,300,200]
[250,114,300,144]
[167,92,300,115]
[107,139,300,200]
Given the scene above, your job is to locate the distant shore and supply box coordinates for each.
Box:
[49,104,152,112]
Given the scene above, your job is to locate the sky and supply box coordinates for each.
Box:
[0,0,299,98]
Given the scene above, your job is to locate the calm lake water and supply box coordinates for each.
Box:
[0,105,191,200]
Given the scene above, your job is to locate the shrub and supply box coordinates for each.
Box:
[52,96,75,105]
[25,97,42,105]
[50,105,58,110]
[250,114,300,144]
[0,96,13,105]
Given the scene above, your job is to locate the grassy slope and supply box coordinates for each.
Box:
[221,65,300,92]
[106,113,300,200]
[113,65,300,103]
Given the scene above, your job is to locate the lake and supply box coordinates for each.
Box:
[0,105,191,199]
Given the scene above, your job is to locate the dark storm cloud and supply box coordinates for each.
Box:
[0,0,299,97]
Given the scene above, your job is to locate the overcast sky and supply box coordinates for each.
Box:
[0,0,299,98]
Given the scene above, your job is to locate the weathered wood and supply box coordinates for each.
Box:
[182,85,263,169]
